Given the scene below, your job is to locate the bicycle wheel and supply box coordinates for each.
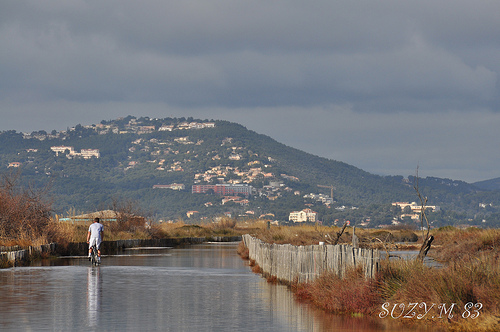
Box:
[91,245,98,266]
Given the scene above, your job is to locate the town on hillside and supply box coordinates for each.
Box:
[2,116,495,228]
[21,117,216,141]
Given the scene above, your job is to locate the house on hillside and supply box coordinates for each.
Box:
[186,211,199,218]
[153,183,185,190]
[289,208,318,223]
[392,202,440,213]
[8,162,22,168]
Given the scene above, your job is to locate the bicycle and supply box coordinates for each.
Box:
[90,244,100,266]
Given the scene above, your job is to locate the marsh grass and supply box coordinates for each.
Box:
[253,224,348,246]
[293,266,380,315]
[237,241,249,260]
[0,215,249,248]
[430,227,500,261]
[288,253,500,330]
[282,227,500,331]
[250,224,421,249]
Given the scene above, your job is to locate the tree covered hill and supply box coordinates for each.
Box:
[474,177,500,191]
[1,116,500,227]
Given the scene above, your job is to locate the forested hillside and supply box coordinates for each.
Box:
[1,116,500,228]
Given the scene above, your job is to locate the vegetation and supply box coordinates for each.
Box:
[245,226,500,331]
[1,116,500,227]
[0,172,246,249]
[0,172,52,246]
[1,172,499,332]
[3,165,499,330]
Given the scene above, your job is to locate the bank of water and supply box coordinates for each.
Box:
[0,243,426,331]
[386,250,444,268]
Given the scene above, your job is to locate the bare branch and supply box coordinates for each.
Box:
[333,222,348,245]
[413,166,433,262]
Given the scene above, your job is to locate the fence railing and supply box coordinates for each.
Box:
[242,234,380,284]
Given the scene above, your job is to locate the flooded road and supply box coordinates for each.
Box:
[0,243,421,331]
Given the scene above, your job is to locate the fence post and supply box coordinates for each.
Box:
[242,235,380,284]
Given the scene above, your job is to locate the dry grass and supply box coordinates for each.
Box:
[263,226,500,331]
[293,266,380,315]
[429,227,500,262]
[282,250,500,331]
[237,241,249,260]
[0,172,52,246]
[248,223,421,248]
[0,215,247,247]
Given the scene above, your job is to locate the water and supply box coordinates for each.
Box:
[386,250,444,268]
[0,243,419,331]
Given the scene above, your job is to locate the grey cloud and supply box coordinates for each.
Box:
[1,1,500,182]
[2,1,499,109]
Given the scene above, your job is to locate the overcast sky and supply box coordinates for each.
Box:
[1,1,499,183]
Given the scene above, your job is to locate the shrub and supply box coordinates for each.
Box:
[294,266,380,315]
[0,172,52,246]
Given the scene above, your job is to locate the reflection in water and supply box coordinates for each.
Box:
[260,276,407,332]
[0,243,430,331]
[87,267,101,327]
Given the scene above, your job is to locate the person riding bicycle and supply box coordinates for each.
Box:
[87,217,104,263]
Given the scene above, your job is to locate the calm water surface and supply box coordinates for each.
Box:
[0,243,425,331]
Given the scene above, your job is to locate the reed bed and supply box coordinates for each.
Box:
[283,227,500,332]
[0,217,248,247]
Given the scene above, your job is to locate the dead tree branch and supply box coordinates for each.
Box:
[413,166,433,262]
[333,222,348,245]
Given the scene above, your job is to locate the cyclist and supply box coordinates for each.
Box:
[87,217,104,263]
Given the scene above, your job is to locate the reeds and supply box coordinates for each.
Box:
[285,227,500,331]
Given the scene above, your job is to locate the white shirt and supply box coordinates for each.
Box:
[88,222,104,240]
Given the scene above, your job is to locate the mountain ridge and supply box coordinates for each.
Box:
[1,116,499,227]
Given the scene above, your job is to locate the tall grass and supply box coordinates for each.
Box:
[250,224,421,248]
[281,227,500,331]
[294,266,380,314]
[430,227,500,261]
[288,253,500,330]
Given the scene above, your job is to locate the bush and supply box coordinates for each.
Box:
[0,172,52,246]
[294,266,380,315]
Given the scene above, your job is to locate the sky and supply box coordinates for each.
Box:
[1,1,499,183]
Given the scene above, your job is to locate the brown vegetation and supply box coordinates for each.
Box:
[249,223,420,249]
[245,226,500,331]
[237,241,249,260]
[0,172,249,248]
[0,172,53,246]
[293,266,380,315]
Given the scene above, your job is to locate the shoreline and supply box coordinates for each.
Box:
[0,235,242,268]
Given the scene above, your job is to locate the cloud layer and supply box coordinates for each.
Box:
[1,1,499,182]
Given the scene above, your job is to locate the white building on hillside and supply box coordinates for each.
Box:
[289,208,318,223]
[392,202,440,213]
[79,149,100,159]
[51,146,75,156]
[50,146,100,159]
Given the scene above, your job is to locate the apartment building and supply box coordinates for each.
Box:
[289,208,318,223]
[392,202,440,213]
[192,184,253,197]
[50,146,99,159]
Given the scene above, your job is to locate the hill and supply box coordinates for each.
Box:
[1,116,500,228]
[474,178,500,191]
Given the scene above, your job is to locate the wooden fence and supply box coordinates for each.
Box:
[242,234,380,284]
